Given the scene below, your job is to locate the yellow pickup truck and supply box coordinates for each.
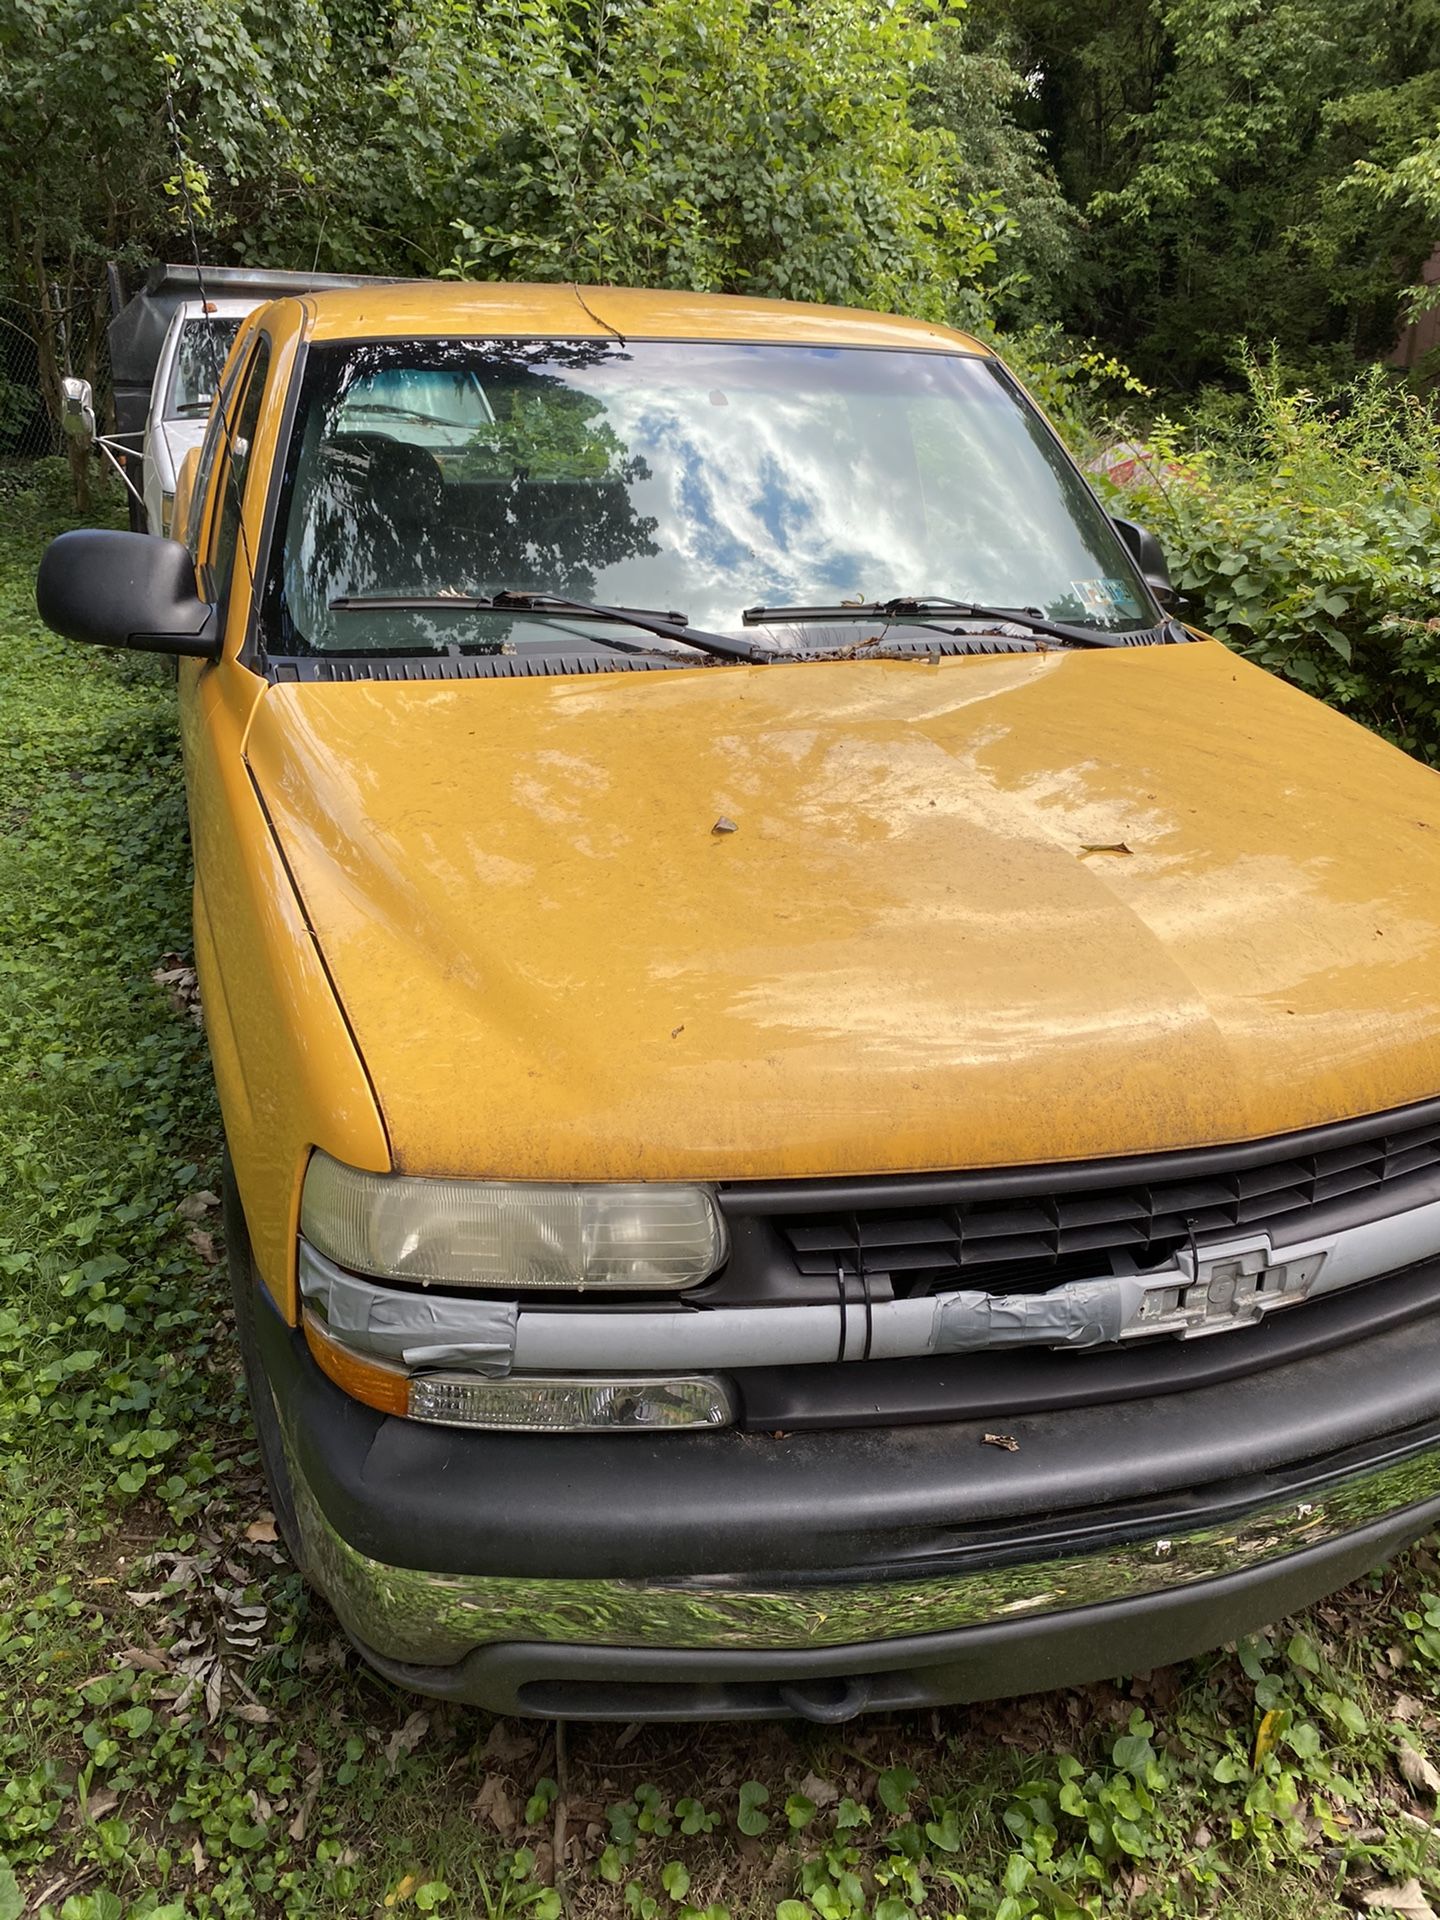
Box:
[36,281,1440,1723]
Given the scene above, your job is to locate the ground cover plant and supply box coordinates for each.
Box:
[7,470,1440,1918]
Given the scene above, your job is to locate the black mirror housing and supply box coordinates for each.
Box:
[1111,515,1175,608]
[36,529,219,659]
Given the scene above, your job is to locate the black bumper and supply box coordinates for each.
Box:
[256,1283,1440,1718]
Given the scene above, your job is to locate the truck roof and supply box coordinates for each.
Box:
[295,280,991,355]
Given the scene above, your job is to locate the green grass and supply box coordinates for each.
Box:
[5,465,1440,1918]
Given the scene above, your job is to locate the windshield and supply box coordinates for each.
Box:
[265,339,1156,658]
[166,317,245,419]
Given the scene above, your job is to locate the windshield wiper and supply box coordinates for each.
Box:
[331,591,773,664]
[741,597,1133,649]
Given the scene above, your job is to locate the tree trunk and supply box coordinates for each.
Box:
[30,267,96,510]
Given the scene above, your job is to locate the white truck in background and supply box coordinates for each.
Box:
[139,296,258,536]
[105,264,394,534]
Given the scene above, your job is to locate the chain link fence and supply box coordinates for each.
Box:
[0,294,121,515]
[1,300,117,448]
[0,307,58,463]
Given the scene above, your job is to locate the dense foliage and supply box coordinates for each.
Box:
[0,0,1030,396]
[987,0,1440,387]
[1080,357,1440,762]
[8,0,1440,376]
[8,0,1440,424]
[440,0,1008,316]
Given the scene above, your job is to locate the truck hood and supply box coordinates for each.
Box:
[244,643,1440,1180]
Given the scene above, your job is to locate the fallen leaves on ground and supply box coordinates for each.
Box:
[152,952,203,1024]
[1397,1740,1440,1797]
[384,1709,431,1772]
[475,1774,519,1836]
[1361,1880,1440,1918]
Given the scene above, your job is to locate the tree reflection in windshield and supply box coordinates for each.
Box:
[279,341,660,650]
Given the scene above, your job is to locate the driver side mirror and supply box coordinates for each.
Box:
[1111,516,1175,608]
[36,529,219,659]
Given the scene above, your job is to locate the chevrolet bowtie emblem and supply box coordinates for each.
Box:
[1133,1234,1329,1339]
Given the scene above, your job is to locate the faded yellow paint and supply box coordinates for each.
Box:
[177,295,388,1313]
[181,650,390,1311]
[295,280,991,354]
[242,639,1440,1185]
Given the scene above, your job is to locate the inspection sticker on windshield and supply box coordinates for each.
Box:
[1072,577,1141,619]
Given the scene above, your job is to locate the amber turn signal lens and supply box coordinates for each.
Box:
[302,1311,410,1417]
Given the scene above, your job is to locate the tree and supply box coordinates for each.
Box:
[443,0,1007,324]
[971,0,1440,387]
[0,0,1040,489]
[0,0,343,490]
[914,8,1077,322]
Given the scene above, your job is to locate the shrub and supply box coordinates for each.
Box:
[445,0,1005,322]
[1105,352,1440,764]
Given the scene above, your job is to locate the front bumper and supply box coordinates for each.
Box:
[258,1283,1440,1719]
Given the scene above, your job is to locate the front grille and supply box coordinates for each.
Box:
[776,1111,1440,1297]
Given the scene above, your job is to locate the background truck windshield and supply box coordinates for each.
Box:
[166,317,245,419]
[266,339,1155,656]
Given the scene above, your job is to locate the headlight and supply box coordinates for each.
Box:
[299,1151,727,1291]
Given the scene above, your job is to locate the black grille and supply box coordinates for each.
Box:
[776,1113,1440,1297]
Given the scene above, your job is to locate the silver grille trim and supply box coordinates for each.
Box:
[299,1190,1440,1376]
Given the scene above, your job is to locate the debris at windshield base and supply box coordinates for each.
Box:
[983,1432,1020,1452]
[712,817,739,835]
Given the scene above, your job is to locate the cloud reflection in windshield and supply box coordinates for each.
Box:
[270,340,1150,656]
